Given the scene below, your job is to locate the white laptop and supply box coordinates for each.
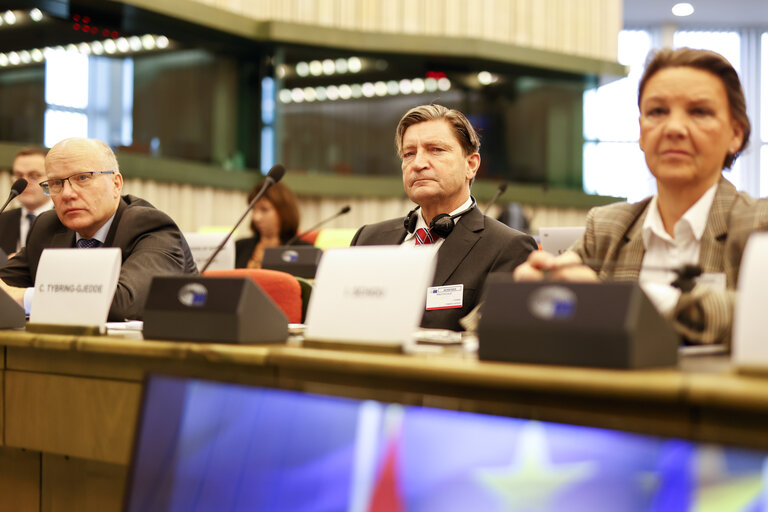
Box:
[184,232,235,271]
[304,245,438,346]
[539,226,586,255]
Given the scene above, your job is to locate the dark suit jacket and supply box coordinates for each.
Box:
[235,234,311,268]
[351,207,537,330]
[0,208,21,255]
[0,195,197,321]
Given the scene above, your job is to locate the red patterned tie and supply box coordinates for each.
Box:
[415,227,435,245]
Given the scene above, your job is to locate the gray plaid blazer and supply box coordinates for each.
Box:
[570,177,755,345]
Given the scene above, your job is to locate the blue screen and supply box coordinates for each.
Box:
[126,375,768,512]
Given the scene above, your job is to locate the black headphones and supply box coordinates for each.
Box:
[404,196,478,239]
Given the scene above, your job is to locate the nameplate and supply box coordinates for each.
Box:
[734,233,768,372]
[30,248,121,329]
[304,245,437,345]
[184,232,235,271]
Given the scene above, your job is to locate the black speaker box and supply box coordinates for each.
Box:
[0,285,25,329]
[143,276,288,344]
[478,276,679,369]
[262,246,323,278]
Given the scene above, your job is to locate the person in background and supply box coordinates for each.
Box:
[351,104,537,331]
[0,146,53,255]
[0,137,196,320]
[235,181,308,269]
[514,48,753,346]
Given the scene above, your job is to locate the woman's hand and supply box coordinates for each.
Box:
[513,250,599,282]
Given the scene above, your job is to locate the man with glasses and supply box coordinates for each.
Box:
[0,147,53,256]
[0,137,196,320]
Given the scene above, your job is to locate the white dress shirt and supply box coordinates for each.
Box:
[23,212,117,314]
[18,201,53,251]
[401,196,474,249]
[639,183,718,314]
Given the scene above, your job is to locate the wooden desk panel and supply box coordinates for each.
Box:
[5,371,141,465]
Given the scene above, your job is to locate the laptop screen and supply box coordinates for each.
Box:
[125,375,768,512]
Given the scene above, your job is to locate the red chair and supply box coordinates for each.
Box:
[204,269,302,324]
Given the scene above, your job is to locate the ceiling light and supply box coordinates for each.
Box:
[3,11,16,25]
[104,39,117,54]
[116,37,130,52]
[291,88,304,103]
[411,78,425,94]
[8,51,19,65]
[347,57,362,73]
[0,54,7,67]
[141,35,155,50]
[338,84,352,99]
[671,3,694,17]
[350,84,363,98]
[19,50,30,64]
[322,59,335,75]
[156,36,169,49]
[295,61,309,77]
[29,8,43,22]
[326,85,339,100]
[31,48,43,62]
[334,58,347,74]
[437,78,451,91]
[309,60,323,76]
[278,89,292,103]
[129,36,142,52]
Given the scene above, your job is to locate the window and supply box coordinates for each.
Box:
[44,49,133,148]
[582,30,654,202]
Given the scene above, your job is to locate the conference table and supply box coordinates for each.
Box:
[0,329,767,511]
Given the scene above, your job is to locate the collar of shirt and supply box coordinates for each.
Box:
[402,196,473,246]
[641,182,718,248]
[21,200,53,219]
[75,211,117,246]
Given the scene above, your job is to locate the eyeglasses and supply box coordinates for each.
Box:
[40,171,115,196]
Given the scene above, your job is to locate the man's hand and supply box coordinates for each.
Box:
[0,279,26,306]
[513,250,599,282]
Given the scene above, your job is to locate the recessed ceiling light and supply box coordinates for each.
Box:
[672,2,694,17]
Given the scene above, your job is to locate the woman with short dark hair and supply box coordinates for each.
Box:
[515,47,754,345]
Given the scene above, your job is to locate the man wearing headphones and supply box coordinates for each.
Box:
[351,104,537,331]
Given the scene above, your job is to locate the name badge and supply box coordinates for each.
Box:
[697,272,726,291]
[426,284,463,310]
[31,248,121,330]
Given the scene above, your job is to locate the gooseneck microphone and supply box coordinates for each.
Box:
[484,182,508,215]
[0,179,28,215]
[199,164,286,273]
[285,205,351,245]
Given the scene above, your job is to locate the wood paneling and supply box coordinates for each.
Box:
[5,372,141,464]
[0,447,40,512]
[42,455,127,512]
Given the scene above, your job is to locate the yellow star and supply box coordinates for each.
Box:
[474,421,596,511]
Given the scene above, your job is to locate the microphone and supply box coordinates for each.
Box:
[484,182,508,215]
[198,164,285,273]
[285,205,351,246]
[0,179,28,215]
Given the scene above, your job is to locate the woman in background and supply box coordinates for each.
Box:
[514,47,753,345]
[235,181,304,268]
